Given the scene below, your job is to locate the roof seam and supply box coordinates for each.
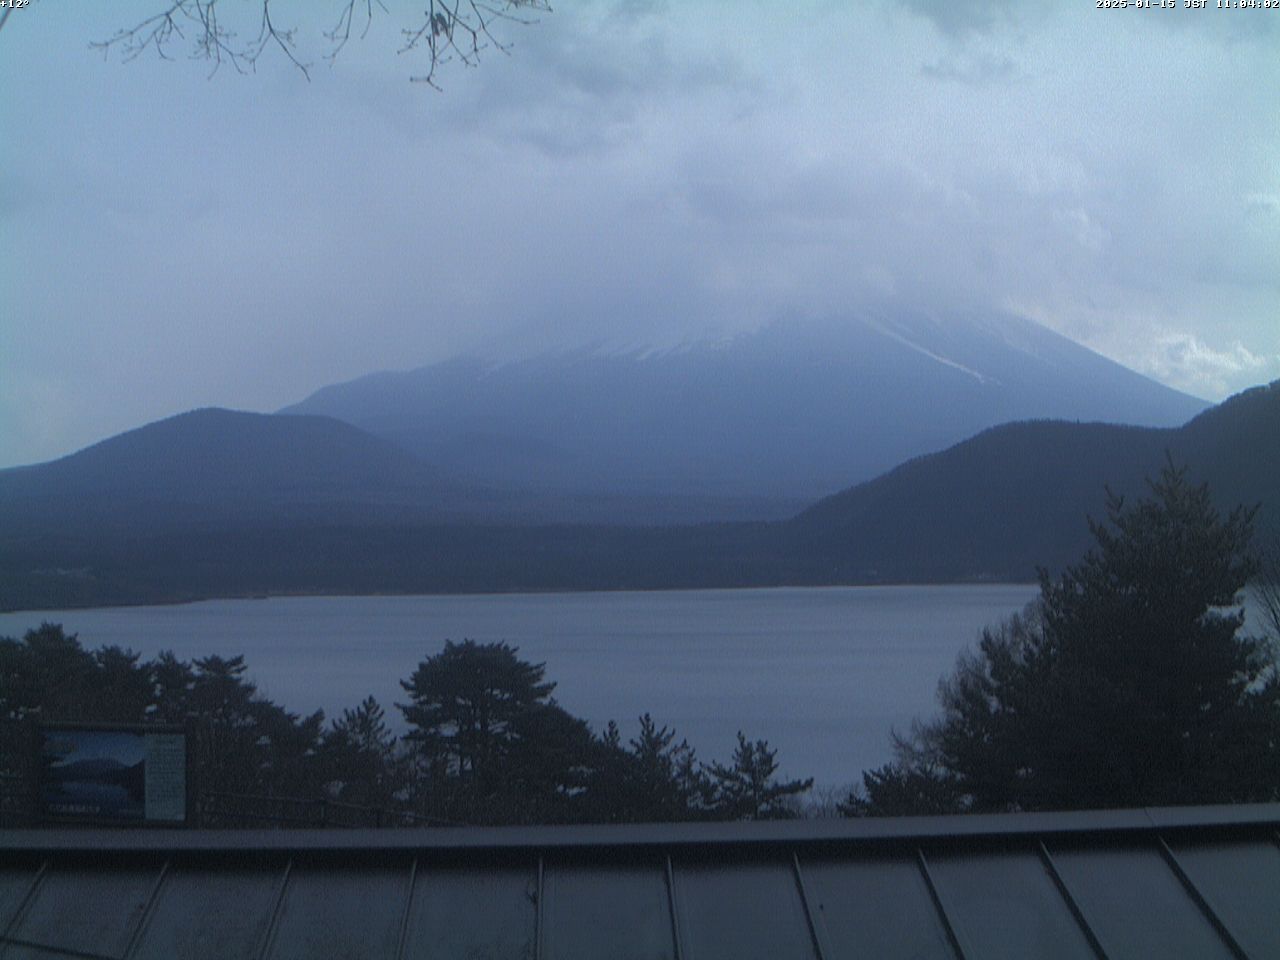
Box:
[1156,836,1251,960]
[0,859,47,947]
[535,855,546,960]
[0,933,122,960]
[789,851,828,960]
[120,857,171,960]
[254,856,293,960]
[1037,839,1110,960]
[393,856,418,960]
[665,854,686,960]
[914,846,968,960]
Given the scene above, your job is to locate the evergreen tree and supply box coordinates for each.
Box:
[584,715,708,822]
[399,640,589,822]
[704,732,813,820]
[0,624,109,723]
[321,696,400,807]
[186,654,325,800]
[855,462,1280,814]
[327,696,391,762]
[399,640,555,786]
[841,729,964,818]
[502,702,596,823]
[627,714,707,819]
[1256,535,1280,645]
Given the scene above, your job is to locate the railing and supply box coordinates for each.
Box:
[198,791,459,829]
[0,771,459,829]
[0,770,37,827]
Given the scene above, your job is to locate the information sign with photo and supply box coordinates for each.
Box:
[38,724,188,824]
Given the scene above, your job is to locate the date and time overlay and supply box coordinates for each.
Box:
[1,0,1276,19]
[1097,0,1278,9]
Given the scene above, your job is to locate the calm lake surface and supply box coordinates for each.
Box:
[1,586,1045,788]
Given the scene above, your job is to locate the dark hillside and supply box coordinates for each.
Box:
[1,383,1275,611]
[793,421,1166,580]
[1173,381,1280,531]
[792,380,1280,580]
[0,409,464,537]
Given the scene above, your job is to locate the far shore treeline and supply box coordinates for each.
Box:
[3,462,1279,825]
[0,628,814,827]
[2,382,1277,614]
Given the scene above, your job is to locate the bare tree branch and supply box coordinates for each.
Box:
[324,0,389,62]
[1254,534,1280,647]
[91,0,551,85]
[398,0,549,88]
[254,0,310,79]
[92,1,249,77]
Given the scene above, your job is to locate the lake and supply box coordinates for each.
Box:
[0,586,1046,788]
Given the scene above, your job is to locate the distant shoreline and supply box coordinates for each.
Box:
[1,578,1042,617]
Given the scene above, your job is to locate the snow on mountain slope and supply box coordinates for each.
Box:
[281,312,1208,508]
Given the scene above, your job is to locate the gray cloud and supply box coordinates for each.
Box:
[900,0,1020,37]
[920,52,1018,85]
[0,0,1277,467]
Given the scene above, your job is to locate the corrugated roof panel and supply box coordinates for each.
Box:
[1046,843,1237,960]
[799,853,958,960]
[265,860,412,960]
[542,859,677,960]
[672,859,818,960]
[4,804,1280,960]
[1167,840,1280,960]
[130,861,285,960]
[0,865,41,932]
[2,861,163,960]
[400,864,537,960]
[925,850,1097,960]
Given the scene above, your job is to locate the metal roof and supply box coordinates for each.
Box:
[2,804,1279,959]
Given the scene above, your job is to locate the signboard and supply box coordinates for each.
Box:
[38,724,188,825]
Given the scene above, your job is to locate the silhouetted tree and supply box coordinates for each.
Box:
[628,714,708,818]
[400,639,590,822]
[1256,534,1280,646]
[704,732,813,820]
[150,651,197,724]
[0,624,108,787]
[584,715,709,822]
[854,462,1280,815]
[184,654,325,799]
[0,624,106,724]
[321,695,402,806]
[91,1,551,86]
[841,729,964,818]
[0,629,331,819]
[2,624,820,826]
[502,702,596,823]
[400,640,554,782]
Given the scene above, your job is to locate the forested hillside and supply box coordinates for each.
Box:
[1,383,1275,611]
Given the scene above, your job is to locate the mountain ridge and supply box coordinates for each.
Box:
[795,380,1280,581]
[0,408,463,535]
[280,313,1208,509]
[3,361,1270,614]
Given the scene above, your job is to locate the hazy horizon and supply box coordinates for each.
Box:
[2,1,1277,469]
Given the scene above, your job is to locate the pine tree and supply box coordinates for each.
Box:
[705,732,813,820]
[398,640,555,786]
[322,696,401,807]
[859,461,1280,813]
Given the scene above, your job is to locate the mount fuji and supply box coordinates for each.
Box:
[282,311,1207,519]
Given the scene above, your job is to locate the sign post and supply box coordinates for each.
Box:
[38,723,189,826]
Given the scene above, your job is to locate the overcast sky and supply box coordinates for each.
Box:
[1,0,1277,468]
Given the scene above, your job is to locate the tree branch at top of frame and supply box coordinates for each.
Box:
[88,0,552,85]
